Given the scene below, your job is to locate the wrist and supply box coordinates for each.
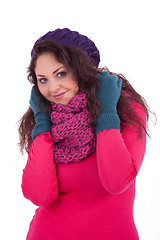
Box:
[95,113,120,135]
[32,121,52,140]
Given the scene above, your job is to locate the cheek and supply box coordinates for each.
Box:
[75,85,79,93]
[72,81,79,92]
[70,84,79,95]
[37,84,46,97]
[68,76,79,92]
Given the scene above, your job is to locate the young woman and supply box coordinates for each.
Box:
[19,28,150,240]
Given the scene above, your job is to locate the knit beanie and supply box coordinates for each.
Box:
[31,28,100,66]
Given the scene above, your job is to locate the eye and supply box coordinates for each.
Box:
[38,78,47,83]
[57,71,66,78]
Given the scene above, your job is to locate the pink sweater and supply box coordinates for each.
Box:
[22,103,146,240]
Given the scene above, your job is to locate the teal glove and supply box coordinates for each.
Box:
[29,86,52,140]
[96,72,122,134]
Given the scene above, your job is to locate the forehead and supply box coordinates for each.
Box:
[35,53,63,73]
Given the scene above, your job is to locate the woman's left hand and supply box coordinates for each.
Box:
[95,72,122,134]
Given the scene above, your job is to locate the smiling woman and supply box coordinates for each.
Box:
[19,36,100,152]
[18,28,152,240]
[35,53,79,105]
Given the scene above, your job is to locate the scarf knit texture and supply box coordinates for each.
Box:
[50,92,96,164]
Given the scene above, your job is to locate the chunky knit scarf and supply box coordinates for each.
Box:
[50,92,96,164]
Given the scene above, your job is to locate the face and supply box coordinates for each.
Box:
[35,53,79,105]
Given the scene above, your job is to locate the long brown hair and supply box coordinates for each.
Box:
[18,40,152,153]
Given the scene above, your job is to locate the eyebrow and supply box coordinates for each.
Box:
[36,67,64,77]
[53,67,64,74]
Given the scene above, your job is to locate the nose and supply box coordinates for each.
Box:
[48,79,60,93]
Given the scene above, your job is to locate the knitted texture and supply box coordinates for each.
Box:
[50,93,96,164]
[95,72,122,134]
[31,28,100,66]
[29,86,52,140]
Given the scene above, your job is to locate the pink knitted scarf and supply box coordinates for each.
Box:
[50,92,96,164]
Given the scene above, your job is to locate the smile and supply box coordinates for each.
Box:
[53,91,67,99]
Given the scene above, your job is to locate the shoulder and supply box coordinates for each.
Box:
[28,132,54,154]
[120,100,146,139]
[129,101,146,122]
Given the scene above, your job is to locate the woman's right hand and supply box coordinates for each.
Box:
[29,86,52,140]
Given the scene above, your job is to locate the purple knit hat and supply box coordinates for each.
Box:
[31,28,100,66]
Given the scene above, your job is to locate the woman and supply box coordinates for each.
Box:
[19,28,150,240]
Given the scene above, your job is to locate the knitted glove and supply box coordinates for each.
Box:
[95,72,122,134]
[29,86,52,140]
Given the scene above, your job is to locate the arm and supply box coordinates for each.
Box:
[21,132,58,206]
[96,103,146,194]
[21,87,58,206]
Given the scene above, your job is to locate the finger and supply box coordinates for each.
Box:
[117,78,122,89]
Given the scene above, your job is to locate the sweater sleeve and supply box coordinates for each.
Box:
[96,103,146,194]
[21,132,58,207]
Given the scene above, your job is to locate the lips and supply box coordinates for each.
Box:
[53,91,67,99]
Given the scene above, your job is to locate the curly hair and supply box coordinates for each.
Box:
[18,40,152,153]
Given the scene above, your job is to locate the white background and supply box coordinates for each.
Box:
[1,0,160,239]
